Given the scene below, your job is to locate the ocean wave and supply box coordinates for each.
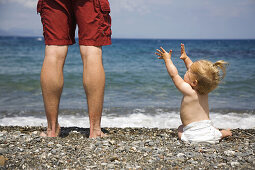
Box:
[0,110,254,129]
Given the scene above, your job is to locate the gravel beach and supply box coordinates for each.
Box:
[0,126,254,169]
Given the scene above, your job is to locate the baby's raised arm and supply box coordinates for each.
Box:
[156,47,193,95]
[180,43,193,70]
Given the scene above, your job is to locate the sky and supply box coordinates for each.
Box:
[0,0,255,39]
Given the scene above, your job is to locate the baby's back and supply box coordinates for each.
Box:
[180,92,210,126]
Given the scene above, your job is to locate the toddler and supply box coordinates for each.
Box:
[155,44,232,143]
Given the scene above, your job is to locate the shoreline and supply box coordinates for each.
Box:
[0,126,254,169]
[1,111,255,129]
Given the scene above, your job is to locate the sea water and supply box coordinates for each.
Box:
[0,37,254,128]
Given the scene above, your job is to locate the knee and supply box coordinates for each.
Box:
[80,46,102,57]
[44,46,67,64]
[44,53,65,65]
[80,46,103,66]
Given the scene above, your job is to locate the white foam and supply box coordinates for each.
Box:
[0,111,254,129]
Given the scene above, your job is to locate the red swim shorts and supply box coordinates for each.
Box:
[37,0,112,46]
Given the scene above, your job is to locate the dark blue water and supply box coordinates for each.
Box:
[0,37,255,114]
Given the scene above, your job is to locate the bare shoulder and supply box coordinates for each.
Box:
[180,82,197,96]
[171,74,196,96]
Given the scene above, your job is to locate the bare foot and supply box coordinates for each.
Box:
[220,128,232,139]
[89,129,107,138]
[180,43,188,60]
[40,124,61,137]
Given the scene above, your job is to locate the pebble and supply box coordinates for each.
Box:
[0,156,6,166]
[51,149,57,154]
[148,141,154,146]
[218,163,227,167]
[31,131,38,135]
[48,142,54,146]
[101,163,107,166]
[224,150,236,156]
[109,140,116,145]
[131,146,137,152]
[109,155,118,162]
[177,153,185,158]
[0,126,254,169]
[103,141,109,146]
[18,148,24,152]
[230,161,240,167]
[107,163,115,169]
[40,152,47,159]
[34,137,41,142]
[56,144,62,148]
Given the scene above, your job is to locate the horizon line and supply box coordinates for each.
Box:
[0,35,255,41]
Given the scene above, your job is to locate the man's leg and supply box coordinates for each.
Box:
[40,45,68,137]
[80,46,105,138]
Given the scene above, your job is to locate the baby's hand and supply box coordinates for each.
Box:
[180,43,188,60]
[155,47,172,60]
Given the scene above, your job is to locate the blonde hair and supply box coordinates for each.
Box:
[190,60,228,94]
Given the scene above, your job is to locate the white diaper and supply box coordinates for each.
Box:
[181,120,222,144]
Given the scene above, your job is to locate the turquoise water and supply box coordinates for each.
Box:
[0,37,255,121]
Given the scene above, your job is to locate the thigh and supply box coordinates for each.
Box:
[37,0,76,45]
[74,0,112,46]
